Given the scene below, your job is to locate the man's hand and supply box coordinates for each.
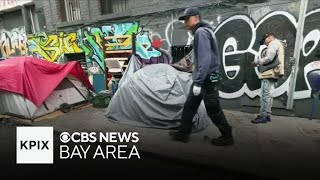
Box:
[193,85,201,96]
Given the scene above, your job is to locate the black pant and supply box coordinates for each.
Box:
[179,81,232,137]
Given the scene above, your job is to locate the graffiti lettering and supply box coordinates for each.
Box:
[78,27,104,71]
[211,11,297,99]
[0,27,27,58]
[294,8,320,99]
[28,32,82,62]
[28,22,171,67]
[81,23,139,71]
[163,9,318,101]
[136,30,170,65]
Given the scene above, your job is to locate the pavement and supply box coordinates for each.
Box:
[10,104,320,180]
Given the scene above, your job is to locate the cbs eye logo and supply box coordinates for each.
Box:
[59,132,97,143]
[60,132,71,143]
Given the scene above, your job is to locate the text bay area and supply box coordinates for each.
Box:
[60,144,140,159]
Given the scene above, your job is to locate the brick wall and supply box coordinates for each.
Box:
[89,0,102,20]
[42,0,54,31]
[79,0,90,21]
[2,0,296,31]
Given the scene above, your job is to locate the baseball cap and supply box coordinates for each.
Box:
[178,7,201,20]
[259,33,273,45]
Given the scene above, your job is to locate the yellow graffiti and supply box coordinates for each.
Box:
[28,32,82,62]
[105,35,132,51]
[0,29,28,58]
[94,32,102,48]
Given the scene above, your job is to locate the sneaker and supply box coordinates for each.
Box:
[266,116,271,122]
[251,115,268,123]
[169,131,190,143]
[255,115,271,122]
[211,136,234,146]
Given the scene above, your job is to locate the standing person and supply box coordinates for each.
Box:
[251,33,285,123]
[169,7,234,146]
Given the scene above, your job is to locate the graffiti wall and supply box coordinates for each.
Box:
[77,27,104,71]
[27,22,170,69]
[0,27,28,58]
[147,5,298,103]
[294,6,320,118]
[212,11,297,101]
[137,1,319,118]
[27,31,82,62]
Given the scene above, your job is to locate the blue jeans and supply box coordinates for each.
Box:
[260,79,275,118]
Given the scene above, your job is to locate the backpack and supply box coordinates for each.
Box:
[273,40,286,78]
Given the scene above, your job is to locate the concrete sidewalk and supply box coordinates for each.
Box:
[18,105,320,180]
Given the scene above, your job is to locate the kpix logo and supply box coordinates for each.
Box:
[16,127,53,164]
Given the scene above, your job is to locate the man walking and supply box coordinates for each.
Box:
[251,33,285,123]
[169,7,234,146]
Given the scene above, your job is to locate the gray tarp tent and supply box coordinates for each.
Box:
[105,55,210,132]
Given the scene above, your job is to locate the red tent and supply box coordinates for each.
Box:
[0,56,94,107]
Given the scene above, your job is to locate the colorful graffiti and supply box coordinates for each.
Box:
[77,27,104,71]
[78,22,139,71]
[0,27,28,58]
[27,31,82,62]
[27,23,141,70]
[136,30,171,65]
[81,22,169,67]
[26,22,171,68]
[103,22,138,51]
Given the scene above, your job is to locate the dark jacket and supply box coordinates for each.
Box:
[192,21,220,87]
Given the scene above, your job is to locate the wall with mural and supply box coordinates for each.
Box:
[27,23,137,71]
[27,22,171,71]
[136,1,319,118]
[0,27,28,59]
[79,22,139,71]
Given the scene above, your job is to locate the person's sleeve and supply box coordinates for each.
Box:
[193,29,212,87]
[259,42,278,65]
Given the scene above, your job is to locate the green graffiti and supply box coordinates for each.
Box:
[78,28,104,71]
